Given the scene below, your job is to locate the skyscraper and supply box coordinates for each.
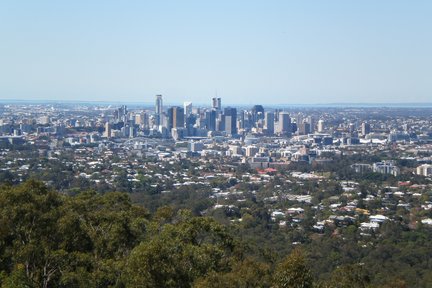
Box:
[278,112,291,136]
[167,106,185,131]
[205,110,217,131]
[317,119,324,133]
[184,102,192,116]
[185,113,196,136]
[264,112,275,135]
[361,122,371,136]
[298,122,311,135]
[306,116,315,133]
[224,107,237,135]
[104,122,111,138]
[212,97,221,111]
[296,113,303,126]
[251,105,265,126]
[155,94,163,126]
[115,105,128,122]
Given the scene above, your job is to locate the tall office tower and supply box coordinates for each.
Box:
[104,122,112,138]
[129,126,136,138]
[306,116,315,133]
[361,122,371,136]
[224,116,233,135]
[212,97,221,111]
[128,112,136,123]
[184,102,192,116]
[239,110,245,130]
[167,106,185,131]
[298,122,311,135]
[251,105,265,126]
[296,113,303,126]
[155,94,163,126]
[239,110,252,131]
[114,105,128,122]
[317,119,324,133]
[278,112,291,136]
[205,110,217,131]
[242,110,252,131]
[139,112,150,129]
[349,123,356,133]
[216,117,224,132]
[224,107,237,135]
[185,113,196,136]
[264,112,275,135]
[212,98,217,110]
[120,105,127,119]
[134,112,143,125]
[274,109,281,122]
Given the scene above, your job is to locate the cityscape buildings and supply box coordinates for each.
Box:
[155,94,163,127]
[1,99,432,287]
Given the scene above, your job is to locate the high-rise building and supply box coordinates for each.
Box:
[184,102,192,116]
[185,113,196,136]
[361,122,371,136]
[104,122,111,138]
[298,122,311,135]
[278,112,291,136]
[167,106,185,131]
[239,110,246,130]
[129,126,136,138]
[306,116,315,133]
[224,107,237,135]
[349,123,356,133]
[114,105,128,122]
[155,95,163,126]
[251,105,265,126]
[212,97,221,111]
[296,113,303,126]
[134,114,142,125]
[241,110,252,131]
[317,119,324,133]
[205,110,217,131]
[264,112,275,135]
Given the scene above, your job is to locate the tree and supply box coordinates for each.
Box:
[272,249,313,288]
[125,210,235,288]
[322,264,370,288]
[194,258,271,288]
[0,180,149,288]
[0,180,65,288]
[0,264,34,288]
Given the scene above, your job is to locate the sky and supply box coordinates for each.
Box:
[0,1,431,105]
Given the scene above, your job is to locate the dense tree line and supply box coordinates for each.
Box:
[0,181,431,287]
[0,181,315,287]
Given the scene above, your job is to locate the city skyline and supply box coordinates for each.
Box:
[1,1,432,284]
[1,1,431,104]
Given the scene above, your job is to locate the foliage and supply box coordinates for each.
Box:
[0,180,148,288]
[272,248,313,288]
[1,180,432,287]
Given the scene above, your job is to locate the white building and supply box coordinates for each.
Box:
[417,164,432,177]
[373,161,400,176]
[317,119,324,133]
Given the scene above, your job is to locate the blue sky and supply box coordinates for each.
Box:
[0,1,431,105]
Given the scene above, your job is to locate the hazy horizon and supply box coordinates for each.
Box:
[1,1,431,104]
[2,98,432,109]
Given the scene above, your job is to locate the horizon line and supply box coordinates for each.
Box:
[1,98,432,108]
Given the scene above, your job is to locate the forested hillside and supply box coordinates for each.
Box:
[0,180,431,287]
